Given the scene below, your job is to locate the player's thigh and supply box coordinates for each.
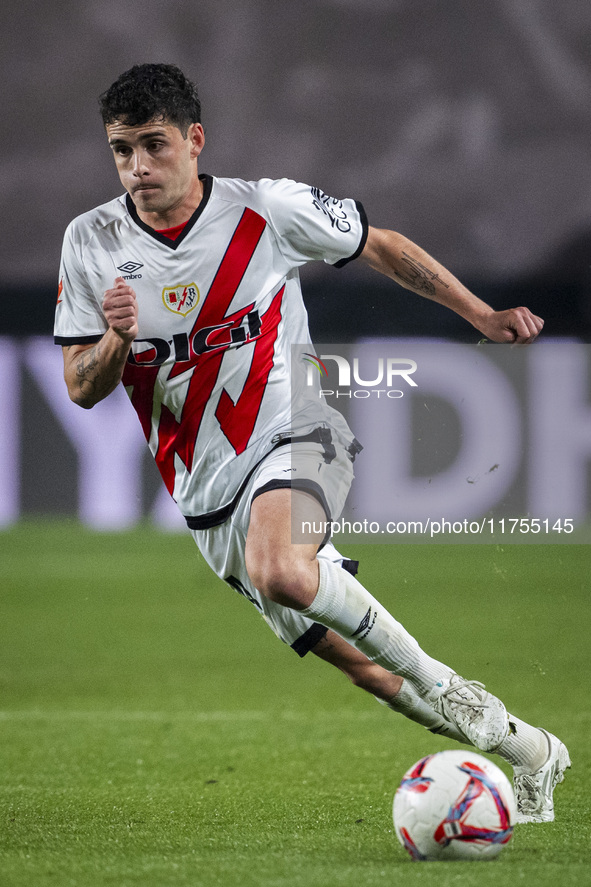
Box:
[246,486,326,561]
[244,438,354,577]
[245,488,326,605]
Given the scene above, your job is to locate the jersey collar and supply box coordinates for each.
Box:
[125,174,213,249]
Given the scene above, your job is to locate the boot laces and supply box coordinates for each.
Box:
[439,678,490,710]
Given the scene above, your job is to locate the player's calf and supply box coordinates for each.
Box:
[312,630,403,697]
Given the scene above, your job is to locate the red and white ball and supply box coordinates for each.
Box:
[393,750,516,861]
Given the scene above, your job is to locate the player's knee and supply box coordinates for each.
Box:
[246,553,315,609]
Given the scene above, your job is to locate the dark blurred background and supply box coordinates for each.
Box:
[2,0,590,341]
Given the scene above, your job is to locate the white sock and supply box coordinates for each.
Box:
[301,559,453,695]
[378,679,468,744]
[495,715,548,772]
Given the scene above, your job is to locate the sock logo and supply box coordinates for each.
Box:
[351,606,378,640]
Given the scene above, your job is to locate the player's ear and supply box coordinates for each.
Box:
[188,122,205,158]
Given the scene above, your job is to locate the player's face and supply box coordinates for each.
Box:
[106,118,205,223]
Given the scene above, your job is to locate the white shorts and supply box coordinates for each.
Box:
[189,437,359,656]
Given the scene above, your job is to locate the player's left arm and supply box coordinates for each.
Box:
[359,226,544,344]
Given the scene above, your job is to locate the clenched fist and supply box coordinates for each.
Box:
[478,306,544,344]
[103,277,139,342]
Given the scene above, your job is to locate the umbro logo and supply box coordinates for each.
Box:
[118,261,143,274]
[117,261,143,279]
[351,606,377,640]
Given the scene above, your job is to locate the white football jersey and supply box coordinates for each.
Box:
[55,175,367,521]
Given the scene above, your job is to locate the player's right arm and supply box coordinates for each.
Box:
[62,277,138,409]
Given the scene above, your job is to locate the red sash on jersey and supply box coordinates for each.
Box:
[123,207,282,498]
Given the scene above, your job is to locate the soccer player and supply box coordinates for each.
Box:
[54,63,569,823]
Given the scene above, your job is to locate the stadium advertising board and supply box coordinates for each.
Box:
[1,337,589,541]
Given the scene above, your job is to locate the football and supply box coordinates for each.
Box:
[393,750,516,861]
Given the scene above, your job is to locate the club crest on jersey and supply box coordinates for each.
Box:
[162,283,200,317]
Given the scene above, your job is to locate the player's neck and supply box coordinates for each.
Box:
[134,176,204,231]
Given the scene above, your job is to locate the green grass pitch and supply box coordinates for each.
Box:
[1,521,589,886]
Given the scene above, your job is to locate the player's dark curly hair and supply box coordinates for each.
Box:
[99,63,201,135]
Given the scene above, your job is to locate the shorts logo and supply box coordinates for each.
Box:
[162,283,200,317]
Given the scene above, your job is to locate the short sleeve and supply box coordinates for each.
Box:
[54,221,108,345]
[252,178,368,268]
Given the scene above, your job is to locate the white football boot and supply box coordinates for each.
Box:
[426,674,509,752]
[513,729,571,823]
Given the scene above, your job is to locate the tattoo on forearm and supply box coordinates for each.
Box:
[397,251,450,297]
[75,343,120,400]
